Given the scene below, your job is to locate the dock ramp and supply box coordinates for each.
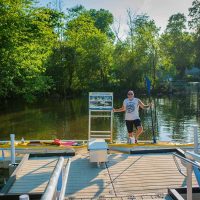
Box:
[0,151,73,199]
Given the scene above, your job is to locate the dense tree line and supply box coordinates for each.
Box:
[0,0,199,102]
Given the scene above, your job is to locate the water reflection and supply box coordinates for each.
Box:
[0,168,8,190]
[0,84,199,143]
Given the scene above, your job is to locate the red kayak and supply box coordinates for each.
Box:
[53,139,77,146]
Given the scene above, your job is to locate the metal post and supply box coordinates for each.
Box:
[88,110,91,141]
[59,159,71,200]
[41,157,64,200]
[194,125,198,154]
[110,110,113,143]
[10,134,15,165]
[186,162,193,200]
[56,166,63,197]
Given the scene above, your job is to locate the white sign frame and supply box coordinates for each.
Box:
[88,92,113,142]
[89,92,113,110]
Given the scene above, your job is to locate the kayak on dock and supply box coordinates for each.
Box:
[0,139,80,148]
[0,139,194,150]
[51,139,78,146]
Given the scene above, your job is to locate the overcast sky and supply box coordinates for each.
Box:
[39,0,193,36]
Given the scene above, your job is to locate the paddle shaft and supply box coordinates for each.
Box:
[148,95,156,143]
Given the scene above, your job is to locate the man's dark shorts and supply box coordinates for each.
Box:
[125,119,141,133]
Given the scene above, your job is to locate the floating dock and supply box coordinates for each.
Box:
[0,146,199,199]
[9,157,68,194]
[65,152,198,199]
[0,151,73,199]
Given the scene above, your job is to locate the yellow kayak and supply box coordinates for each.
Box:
[0,140,193,149]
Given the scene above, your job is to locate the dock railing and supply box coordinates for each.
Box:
[173,152,200,200]
[41,157,71,200]
[172,125,200,200]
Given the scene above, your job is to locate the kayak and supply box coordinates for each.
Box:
[0,139,81,149]
[0,140,194,150]
[52,139,78,146]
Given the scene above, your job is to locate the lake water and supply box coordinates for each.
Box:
[0,83,199,143]
[0,168,8,190]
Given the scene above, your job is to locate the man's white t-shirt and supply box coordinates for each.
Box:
[123,98,140,120]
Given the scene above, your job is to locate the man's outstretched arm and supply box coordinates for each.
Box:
[138,100,152,109]
[113,105,126,112]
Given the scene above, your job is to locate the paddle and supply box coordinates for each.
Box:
[145,77,156,143]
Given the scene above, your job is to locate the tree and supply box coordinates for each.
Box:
[159,13,194,79]
[113,13,159,90]
[189,0,200,66]
[46,6,115,96]
[166,13,187,33]
[88,9,114,39]
[62,12,113,92]
[0,0,59,101]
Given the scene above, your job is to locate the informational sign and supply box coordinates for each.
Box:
[89,92,113,110]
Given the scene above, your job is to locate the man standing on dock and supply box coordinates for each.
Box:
[113,90,151,144]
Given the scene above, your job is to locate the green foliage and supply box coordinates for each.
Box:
[189,0,200,34]
[159,13,195,79]
[166,13,187,33]
[88,9,114,39]
[65,13,114,91]
[113,14,159,90]
[0,0,58,101]
[0,2,199,102]
[189,0,200,66]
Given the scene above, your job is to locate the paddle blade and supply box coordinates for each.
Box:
[145,77,151,95]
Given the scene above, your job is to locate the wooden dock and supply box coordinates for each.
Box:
[65,153,198,199]
[8,157,63,194]
[1,149,199,199]
[1,151,73,196]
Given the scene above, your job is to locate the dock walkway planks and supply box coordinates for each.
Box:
[8,156,68,194]
[65,153,198,199]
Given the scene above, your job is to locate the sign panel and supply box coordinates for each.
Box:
[89,92,113,110]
